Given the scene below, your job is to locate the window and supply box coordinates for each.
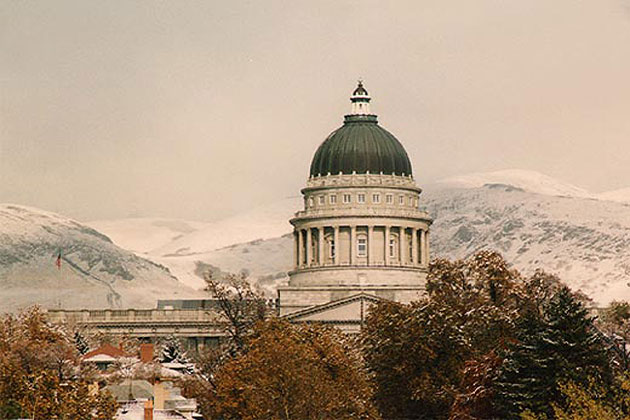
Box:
[389,237,396,258]
[308,197,314,207]
[409,196,414,206]
[329,238,336,258]
[358,193,366,203]
[330,195,337,204]
[318,195,325,205]
[399,195,404,205]
[386,194,393,204]
[357,236,367,257]
[372,193,380,203]
[343,194,351,203]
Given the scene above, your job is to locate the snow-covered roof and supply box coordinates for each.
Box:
[84,354,117,363]
[83,343,126,360]
[116,401,189,419]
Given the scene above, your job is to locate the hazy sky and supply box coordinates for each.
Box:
[2,1,630,221]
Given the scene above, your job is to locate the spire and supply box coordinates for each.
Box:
[350,79,371,115]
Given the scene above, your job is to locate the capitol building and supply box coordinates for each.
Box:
[278,82,433,331]
[47,82,433,342]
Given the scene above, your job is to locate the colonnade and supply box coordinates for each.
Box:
[294,224,429,269]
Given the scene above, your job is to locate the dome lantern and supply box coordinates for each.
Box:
[350,80,371,115]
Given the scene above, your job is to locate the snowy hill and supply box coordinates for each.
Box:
[434,169,593,199]
[88,171,630,304]
[88,218,210,254]
[164,185,630,304]
[597,188,630,204]
[424,185,630,304]
[149,197,301,257]
[0,204,204,312]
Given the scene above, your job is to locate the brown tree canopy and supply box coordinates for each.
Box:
[198,318,379,420]
[0,307,118,420]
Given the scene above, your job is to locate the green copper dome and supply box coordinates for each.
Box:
[309,114,413,178]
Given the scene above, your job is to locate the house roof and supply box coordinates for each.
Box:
[83,343,125,360]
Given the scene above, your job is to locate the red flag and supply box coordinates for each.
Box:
[56,252,62,270]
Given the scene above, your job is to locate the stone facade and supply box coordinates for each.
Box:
[46,307,225,353]
[278,83,432,321]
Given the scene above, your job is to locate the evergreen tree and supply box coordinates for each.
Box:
[494,312,555,417]
[544,288,612,386]
[495,287,613,418]
[160,336,189,364]
[73,330,90,355]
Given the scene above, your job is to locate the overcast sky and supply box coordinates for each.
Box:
[2,0,630,221]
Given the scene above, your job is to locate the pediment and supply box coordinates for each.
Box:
[283,293,383,324]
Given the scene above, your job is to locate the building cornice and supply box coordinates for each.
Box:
[305,173,420,192]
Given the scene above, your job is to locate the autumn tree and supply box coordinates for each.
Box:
[0,306,118,419]
[182,271,275,412]
[203,318,379,420]
[363,251,523,420]
[203,270,273,352]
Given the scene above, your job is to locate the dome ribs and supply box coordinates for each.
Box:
[308,116,412,178]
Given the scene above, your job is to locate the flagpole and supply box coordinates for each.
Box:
[57,251,62,309]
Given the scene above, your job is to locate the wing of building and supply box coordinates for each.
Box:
[278,82,432,332]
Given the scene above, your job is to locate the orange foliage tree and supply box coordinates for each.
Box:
[195,318,379,420]
[0,307,118,419]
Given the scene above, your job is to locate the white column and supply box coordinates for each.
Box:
[333,225,340,265]
[411,228,418,266]
[367,225,374,266]
[294,231,299,267]
[318,227,324,266]
[306,228,312,266]
[350,225,357,265]
[384,226,390,266]
[420,230,425,265]
[424,230,430,266]
[297,229,303,267]
[399,227,406,265]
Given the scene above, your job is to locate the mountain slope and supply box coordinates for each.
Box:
[150,197,301,258]
[434,169,593,198]
[87,218,210,254]
[181,186,630,304]
[140,185,630,304]
[89,171,630,305]
[424,185,630,304]
[597,188,630,204]
[0,204,203,311]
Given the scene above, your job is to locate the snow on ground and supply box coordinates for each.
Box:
[435,169,594,198]
[86,170,630,305]
[0,204,204,311]
[88,197,300,291]
[597,187,630,204]
[87,218,210,255]
[149,196,300,257]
